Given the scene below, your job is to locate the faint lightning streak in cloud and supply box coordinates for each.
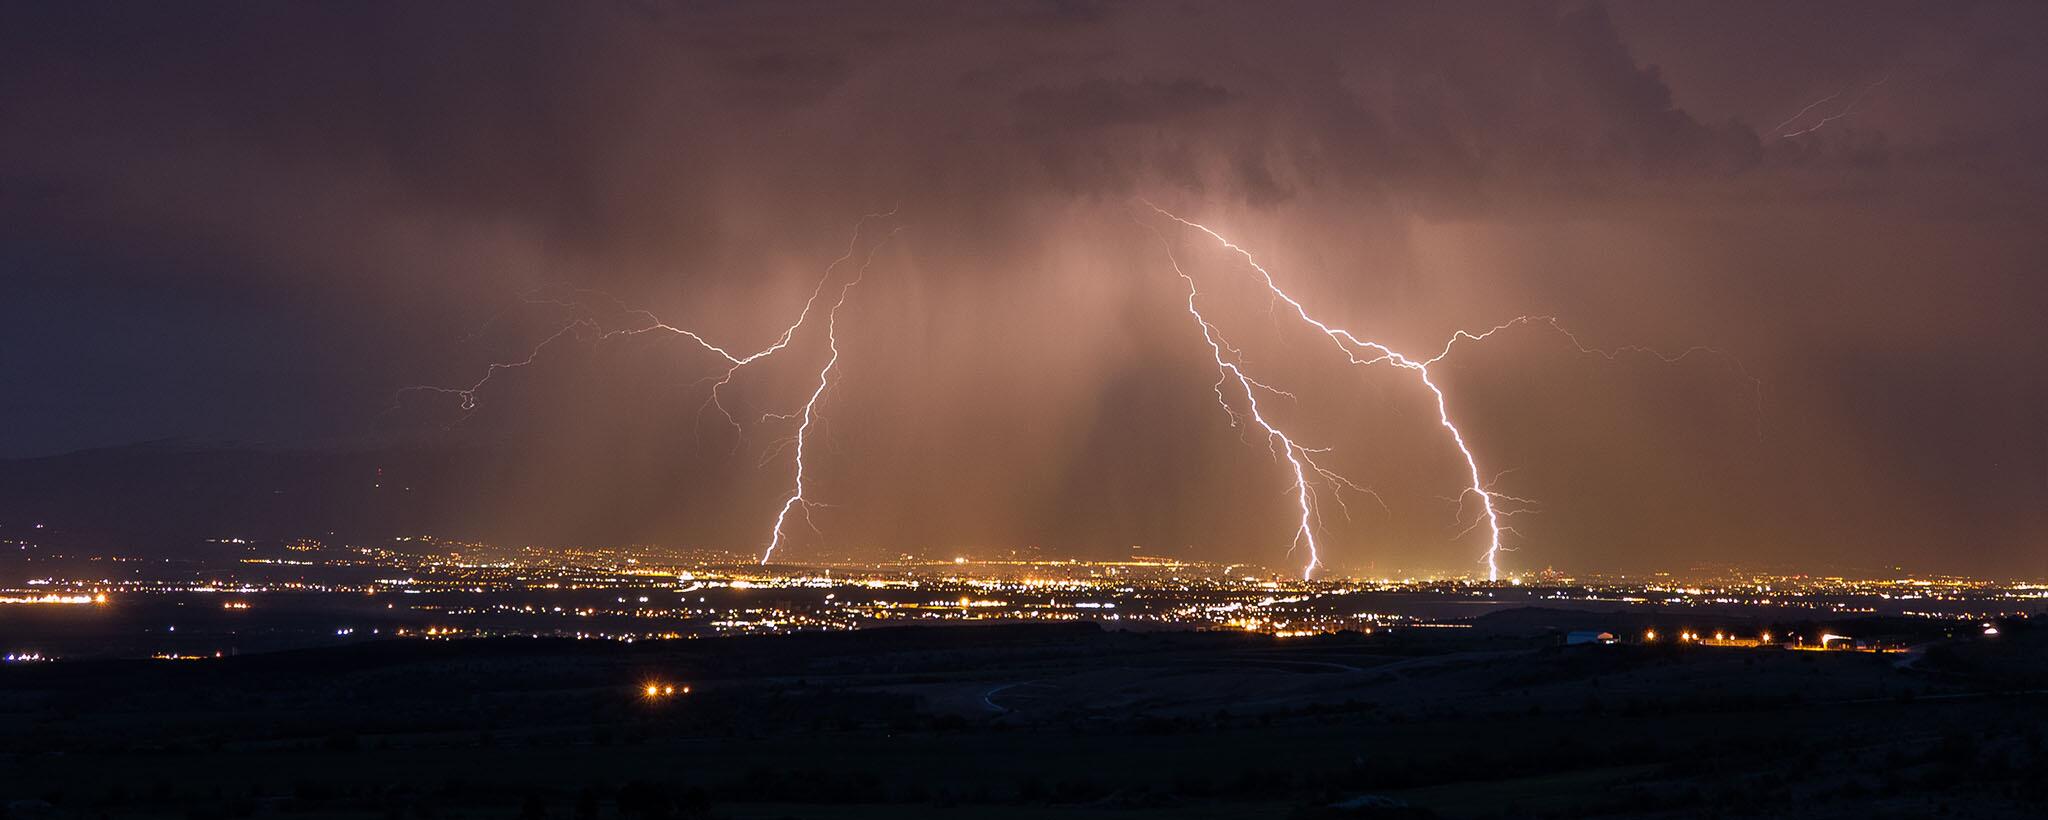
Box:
[397,321,595,413]
[1427,314,1763,440]
[1770,90,1844,136]
[1775,74,1891,140]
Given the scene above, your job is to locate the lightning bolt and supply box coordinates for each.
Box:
[1774,73,1891,140]
[1145,204,1757,582]
[398,212,901,563]
[398,319,597,412]
[1147,225,1377,580]
[399,211,898,443]
[1426,314,1762,439]
[594,209,898,442]
[1770,90,1844,137]
[1146,202,1513,580]
[762,228,902,564]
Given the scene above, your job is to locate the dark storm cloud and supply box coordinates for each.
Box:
[0,1,2042,575]
[1015,78,1230,132]
[0,0,1769,281]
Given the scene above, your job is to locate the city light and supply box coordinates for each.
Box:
[2,536,2035,650]
[0,593,105,605]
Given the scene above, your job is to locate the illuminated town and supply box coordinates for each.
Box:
[5,533,2037,661]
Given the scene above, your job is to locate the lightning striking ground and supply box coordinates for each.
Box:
[400,213,900,563]
[1148,226,1375,580]
[1147,203,1513,580]
[761,229,901,564]
[1146,204,1754,581]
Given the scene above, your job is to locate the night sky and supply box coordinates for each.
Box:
[2,1,2043,576]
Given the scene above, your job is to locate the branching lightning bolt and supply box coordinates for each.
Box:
[761,228,902,564]
[1145,204,1757,582]
[1146,202,1513,580]
[1147,225,1376,580]
[1427,313,1762,440]
[398,320,596,412]
[596,210,898,442]
[399,211,898,444]
[398,212,901,564]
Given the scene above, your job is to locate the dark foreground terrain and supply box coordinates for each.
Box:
[4,616,2046,820]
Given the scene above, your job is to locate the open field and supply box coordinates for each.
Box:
[4,618,2046,819]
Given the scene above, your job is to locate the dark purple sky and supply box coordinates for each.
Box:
[2,1,2043,576]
